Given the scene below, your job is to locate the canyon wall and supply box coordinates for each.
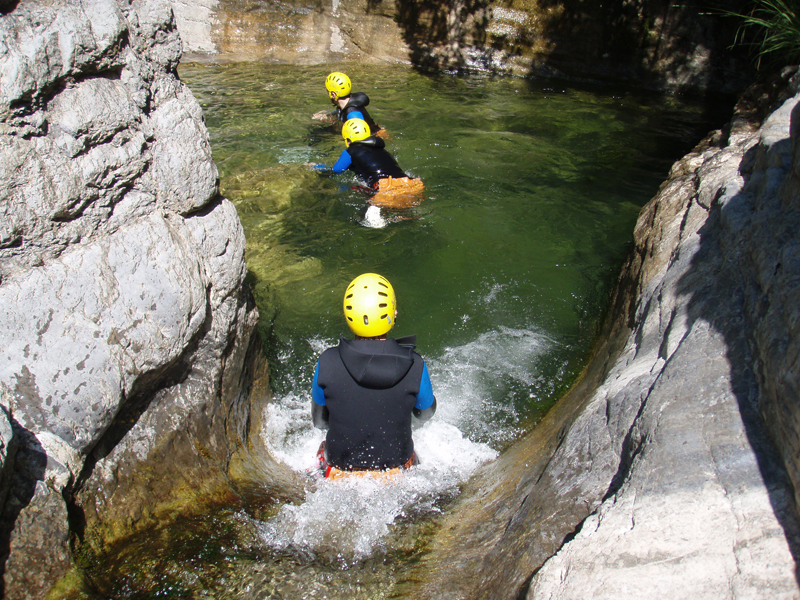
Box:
[172,0,754,94]
[0,1,299,598]
[1,0,797,598]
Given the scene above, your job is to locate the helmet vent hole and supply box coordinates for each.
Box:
[379,303,387,308]
[378,291,387,297]
[363,315,369,325]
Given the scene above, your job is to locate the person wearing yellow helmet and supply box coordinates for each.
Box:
[313,118,424,209]
[312,71,384,135]
[311,273,437,476]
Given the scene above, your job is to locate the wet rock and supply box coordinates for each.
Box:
[409,72,800,599]
[172,0,752,94]
[0,0,298,596]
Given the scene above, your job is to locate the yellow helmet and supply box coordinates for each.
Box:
[342,118,371,146]
[343,273,397,337]
[325,72,351,99]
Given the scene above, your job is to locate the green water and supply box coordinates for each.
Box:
[180,62,721,435]
[73,63,730,598]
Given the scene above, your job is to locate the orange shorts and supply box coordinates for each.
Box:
[317,441,415,481]
[325,465,404,482]
[371,176,425,209]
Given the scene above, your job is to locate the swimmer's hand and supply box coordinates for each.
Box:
[312,110,335,121]
[310,163,330,172]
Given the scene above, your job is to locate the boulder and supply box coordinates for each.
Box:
[0,1,298,597]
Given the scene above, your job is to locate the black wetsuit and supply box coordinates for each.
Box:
[337,92,381,133]
[312,336,436,470]
[344,136,407,187]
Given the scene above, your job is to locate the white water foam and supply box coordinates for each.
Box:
[431,325,554,446]
[362,205,387,228]
[258,326,553,560]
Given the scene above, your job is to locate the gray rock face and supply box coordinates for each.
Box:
[409,73,800,599]
[0,1,293,597]
[525,78,800,599]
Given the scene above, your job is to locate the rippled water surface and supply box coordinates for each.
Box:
[77,62,731,598]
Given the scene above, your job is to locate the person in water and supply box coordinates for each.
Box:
[311,273,437,478]
[314,118,424,208]
[312,71,384,136]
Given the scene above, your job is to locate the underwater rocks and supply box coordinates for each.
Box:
[410,70,800,599]
[0,1,290,597]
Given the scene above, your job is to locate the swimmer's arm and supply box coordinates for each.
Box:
[311,150,351,174]
[413,363,436,422]
[413,399,436,422]
[344,111,384,133]
[311,363,330,429]
[331,150,352,174]
[312,109,336,121]
[312,402,329,429]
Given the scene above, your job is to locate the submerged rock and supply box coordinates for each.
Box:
[0,1,299,597]
[409,69,800,599]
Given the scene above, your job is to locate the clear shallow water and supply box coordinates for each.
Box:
[75,63,730,598]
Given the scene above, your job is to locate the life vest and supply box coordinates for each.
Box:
[315,336,425,470]
[346,137,407,187]
[337,92,381,132]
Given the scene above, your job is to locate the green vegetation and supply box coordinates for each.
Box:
[724,0,800,67]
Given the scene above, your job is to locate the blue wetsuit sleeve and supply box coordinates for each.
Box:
[346,110,365,121]
[332,150,352,174]
[312,362,325,406]
[415,363,435,410]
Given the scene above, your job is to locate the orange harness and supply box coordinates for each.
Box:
[371,176,425,209]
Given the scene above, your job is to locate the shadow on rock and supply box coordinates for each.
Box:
[0,413,49,597]
[677,131,800,580]
[393,0,492,73]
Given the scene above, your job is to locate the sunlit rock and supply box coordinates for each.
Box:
[171,0,752,94]
[0,1,298,597]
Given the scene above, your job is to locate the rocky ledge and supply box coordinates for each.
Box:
[172,0,753,94]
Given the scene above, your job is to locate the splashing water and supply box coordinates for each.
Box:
[258,325,554,560]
